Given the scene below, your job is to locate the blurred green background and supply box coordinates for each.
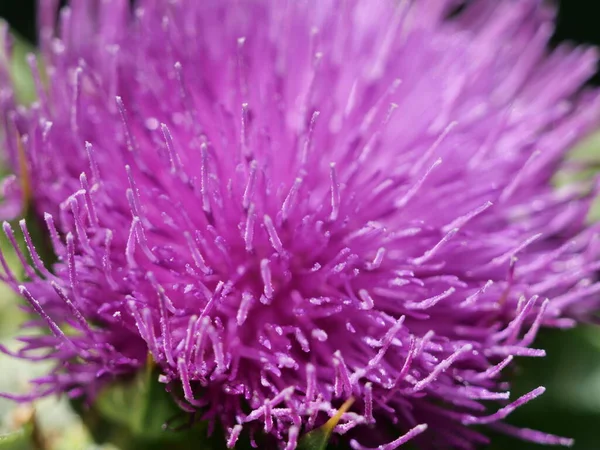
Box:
[2,1,600,449]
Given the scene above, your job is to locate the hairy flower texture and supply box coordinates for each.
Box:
[1,0,600,448]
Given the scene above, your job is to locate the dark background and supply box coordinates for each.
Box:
[1,0,600,52]
[2,1,600,449]
[1,1,600,66]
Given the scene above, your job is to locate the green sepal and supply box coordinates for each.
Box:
[95,355,182,437]
[89,355,227,449]
[297,397,355,450]
[297,428,331,450]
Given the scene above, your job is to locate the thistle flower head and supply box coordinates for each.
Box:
[1,1,600,449]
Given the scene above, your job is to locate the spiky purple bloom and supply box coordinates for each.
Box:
[2,0,600,448]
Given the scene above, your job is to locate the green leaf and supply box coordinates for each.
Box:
[0,425,33,450]
[297,397,355,450]
[0,29,37,106]
[486,326,600,450]
[568,131,600,161]
[554,130,600,222]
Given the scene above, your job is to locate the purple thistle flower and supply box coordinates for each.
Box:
[1,0,600,448]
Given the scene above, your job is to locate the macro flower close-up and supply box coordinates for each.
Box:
[2,1,600,449]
